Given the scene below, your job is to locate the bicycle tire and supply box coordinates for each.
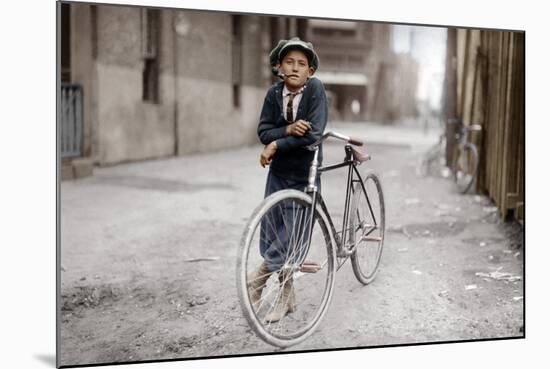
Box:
[454,143,478,194]
[237,189,336,348]
[349,172,385,285]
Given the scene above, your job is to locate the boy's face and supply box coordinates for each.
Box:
[279,49,313,92]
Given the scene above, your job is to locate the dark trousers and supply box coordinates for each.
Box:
[260,170,321,272]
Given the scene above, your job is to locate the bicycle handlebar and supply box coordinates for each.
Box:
[447,118,482,132]
[348,136,364,146]
[307,131,364,150]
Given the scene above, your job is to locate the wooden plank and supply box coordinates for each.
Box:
[456,29,467,116]
[500,31,512,216]
[497,32,508,216]
[478,31,490,192]
[505,33,519,211]
[512,33,525,221]
[457,29,524,222]
[490,32,503,205]
[463,30,473,121]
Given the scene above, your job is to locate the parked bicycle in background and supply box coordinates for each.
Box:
[452,120,482,194]
[420,118,482,194]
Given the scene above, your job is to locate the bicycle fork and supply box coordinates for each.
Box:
[338,150,356,258]
[295,147,320,273]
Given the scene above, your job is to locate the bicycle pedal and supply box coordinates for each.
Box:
[361,235,382,242]
[300,262,321,273]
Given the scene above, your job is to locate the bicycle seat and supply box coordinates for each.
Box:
[351,147,370,162]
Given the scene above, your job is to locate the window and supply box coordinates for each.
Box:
[308,19,358,39]
[60,3,71,82]
[232,15,242,108]
[312,28,356,38]
[141,9,160,103]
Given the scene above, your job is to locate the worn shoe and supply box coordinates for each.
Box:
[247,262,271,308]
[264,272,296,323]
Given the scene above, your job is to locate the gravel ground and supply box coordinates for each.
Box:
[59,125,523,366]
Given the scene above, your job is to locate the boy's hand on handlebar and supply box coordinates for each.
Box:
[260,141,277,168]
[286,120,311,137]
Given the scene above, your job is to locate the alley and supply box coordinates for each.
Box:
[59,122,523,366]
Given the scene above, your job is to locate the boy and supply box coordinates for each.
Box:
[249,38,328,322]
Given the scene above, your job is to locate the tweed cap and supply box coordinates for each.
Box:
[269,37,319,76]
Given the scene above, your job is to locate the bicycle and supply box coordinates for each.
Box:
[419,119,482,194]
[418,127,448,178]
[452,121,482,194]
[237,131,385,348]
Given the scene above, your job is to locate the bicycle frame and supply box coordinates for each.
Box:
[238,132,385,347]
[303,144,376,263]
[452,123,481,167]
[457,124,481,146]
[455,125,468,151]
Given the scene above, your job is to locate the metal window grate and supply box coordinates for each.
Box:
[60,83,83,158]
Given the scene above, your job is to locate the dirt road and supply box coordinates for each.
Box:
[60,127,523,366]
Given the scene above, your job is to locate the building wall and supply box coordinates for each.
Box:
[65,6,421,171]
[66,6,422,167]
[70,3,97,159]
[94,5,176,165]
[67,4,270,166]
[172,11,266,155]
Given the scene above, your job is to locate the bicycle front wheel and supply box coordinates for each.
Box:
[350,172,385,285]
[237,189,336,348]
[454,143,478,194]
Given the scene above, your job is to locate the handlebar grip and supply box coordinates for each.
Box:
[468,124,482,131]
[348,137,364,146]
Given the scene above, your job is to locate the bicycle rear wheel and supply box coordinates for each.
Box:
[237,190,336,348]
[454,143,478,194]
[349,172,385,285]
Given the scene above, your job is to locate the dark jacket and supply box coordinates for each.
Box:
[257,77,328,182]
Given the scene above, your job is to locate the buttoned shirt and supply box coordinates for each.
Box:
[282,85,305,122]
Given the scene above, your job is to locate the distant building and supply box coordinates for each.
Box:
[304,20,419,124]
[305,19,373,122]
[385,52,420,122]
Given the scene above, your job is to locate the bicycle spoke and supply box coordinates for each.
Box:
[263,204,292,269]
[294,210,312,263]
[255,275,285,313]
[239,190,335,346]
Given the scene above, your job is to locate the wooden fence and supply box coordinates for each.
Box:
[452,29,524,222]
